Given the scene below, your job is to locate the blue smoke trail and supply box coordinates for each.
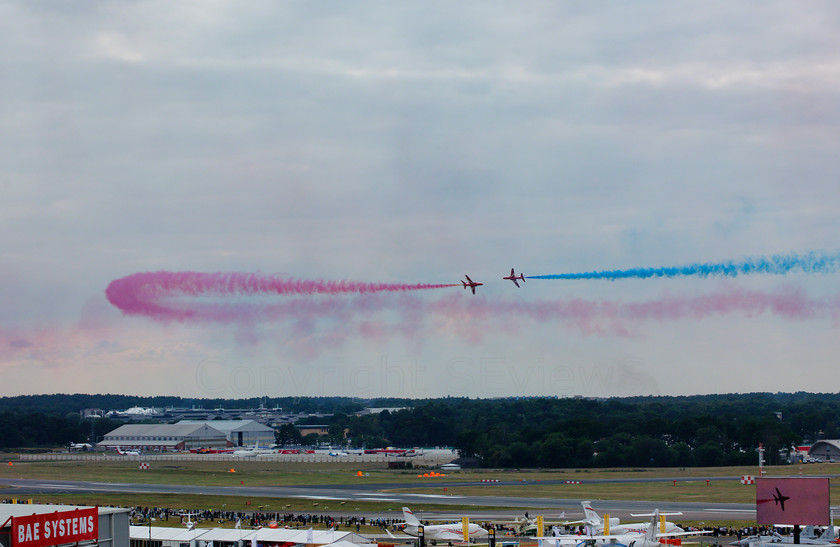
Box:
[527,250,840,281]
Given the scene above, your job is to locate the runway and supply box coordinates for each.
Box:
[0,477,756,521]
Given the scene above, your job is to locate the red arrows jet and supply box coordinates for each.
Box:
[503,268,525,288]
[462,275,483,294]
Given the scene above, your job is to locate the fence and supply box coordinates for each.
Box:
[19,453,456,465]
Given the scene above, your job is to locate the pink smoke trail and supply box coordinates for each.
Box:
[104,272,840,340]
[105,271,460,320]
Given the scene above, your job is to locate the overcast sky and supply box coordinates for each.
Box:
[2,1,840,399]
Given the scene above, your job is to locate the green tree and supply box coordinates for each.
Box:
[275,423,303,446]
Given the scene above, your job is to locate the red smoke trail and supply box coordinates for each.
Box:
[105,271,459,320]
[105,272,840,339]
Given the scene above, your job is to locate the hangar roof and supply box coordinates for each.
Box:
[0,504,128,519]
[809,440,840,453]
[176,420,274,433]
[102,423,226,439]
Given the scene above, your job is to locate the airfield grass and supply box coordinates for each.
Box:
[0,458,835,491]
[1,457,838,529]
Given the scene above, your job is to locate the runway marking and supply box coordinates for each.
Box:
[405,494,464,499]
[289,495,401,502]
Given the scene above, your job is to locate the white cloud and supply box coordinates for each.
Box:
[2,1,840,396]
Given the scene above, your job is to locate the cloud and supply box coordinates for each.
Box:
[2,1,840,396]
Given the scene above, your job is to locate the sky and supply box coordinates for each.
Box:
[3,1,840,400]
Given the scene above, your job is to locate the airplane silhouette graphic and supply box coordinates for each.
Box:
[773,487,790,510]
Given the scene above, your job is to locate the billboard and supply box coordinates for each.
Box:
[11,507,99,547]
[756,477,830,525]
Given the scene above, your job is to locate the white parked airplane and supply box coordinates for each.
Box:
[545,509,708,547]
[233,442,274,457]
[732,525,838,545]
[115,447,141,456]
[182,512,199,530]
[396,507,488,542]
[565,501,683,535]
[69,443,92,450]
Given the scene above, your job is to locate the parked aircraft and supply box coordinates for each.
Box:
[462,275,483,295]
[732,525,839,546]
[115,447,141,457]
[182,512,199,531]
[329,451,349,457]
[233,442,274,457]
[69,443,92,450]
[506,513,566,536]
[547,510,708,547]
[561,501,683,536]
[503,268,525,288]
[396,507,488,542]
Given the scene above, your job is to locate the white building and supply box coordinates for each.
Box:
[128,527,372,547]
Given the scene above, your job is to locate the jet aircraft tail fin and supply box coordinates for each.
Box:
[581,501,601,524]
[402,507,421,527]
[644,510,659,543]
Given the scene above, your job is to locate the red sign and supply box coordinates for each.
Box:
[12,508,98,547]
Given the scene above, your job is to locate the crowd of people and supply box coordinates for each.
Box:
[129,506,407,533]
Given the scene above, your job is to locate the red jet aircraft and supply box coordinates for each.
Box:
[462,275,483,294]
[503,268,525,288]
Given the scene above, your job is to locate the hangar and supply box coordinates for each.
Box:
[808,440,840,461]
[176,420,275,448]
[98,423,229,452]
[0,504,129,547]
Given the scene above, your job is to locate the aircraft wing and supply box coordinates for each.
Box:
[429,530,471,541]
[536,531,711,542]
[532,535,605,545]
[630,512,683,517]
[383,530,413,540]
[655,531,713,538]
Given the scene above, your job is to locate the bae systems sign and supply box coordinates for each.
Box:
[11,508,99,547]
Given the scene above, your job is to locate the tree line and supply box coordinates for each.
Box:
[333,393,840,467]
[0,392,838,468]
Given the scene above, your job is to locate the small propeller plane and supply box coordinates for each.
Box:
[503,268,525,288]
[462,275,483,295]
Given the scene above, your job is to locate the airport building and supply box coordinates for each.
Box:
[175,420,275,448]
[0,503,129,547]
[807,440,840,461]
[98,420,276,452]
[98,423,229,452]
